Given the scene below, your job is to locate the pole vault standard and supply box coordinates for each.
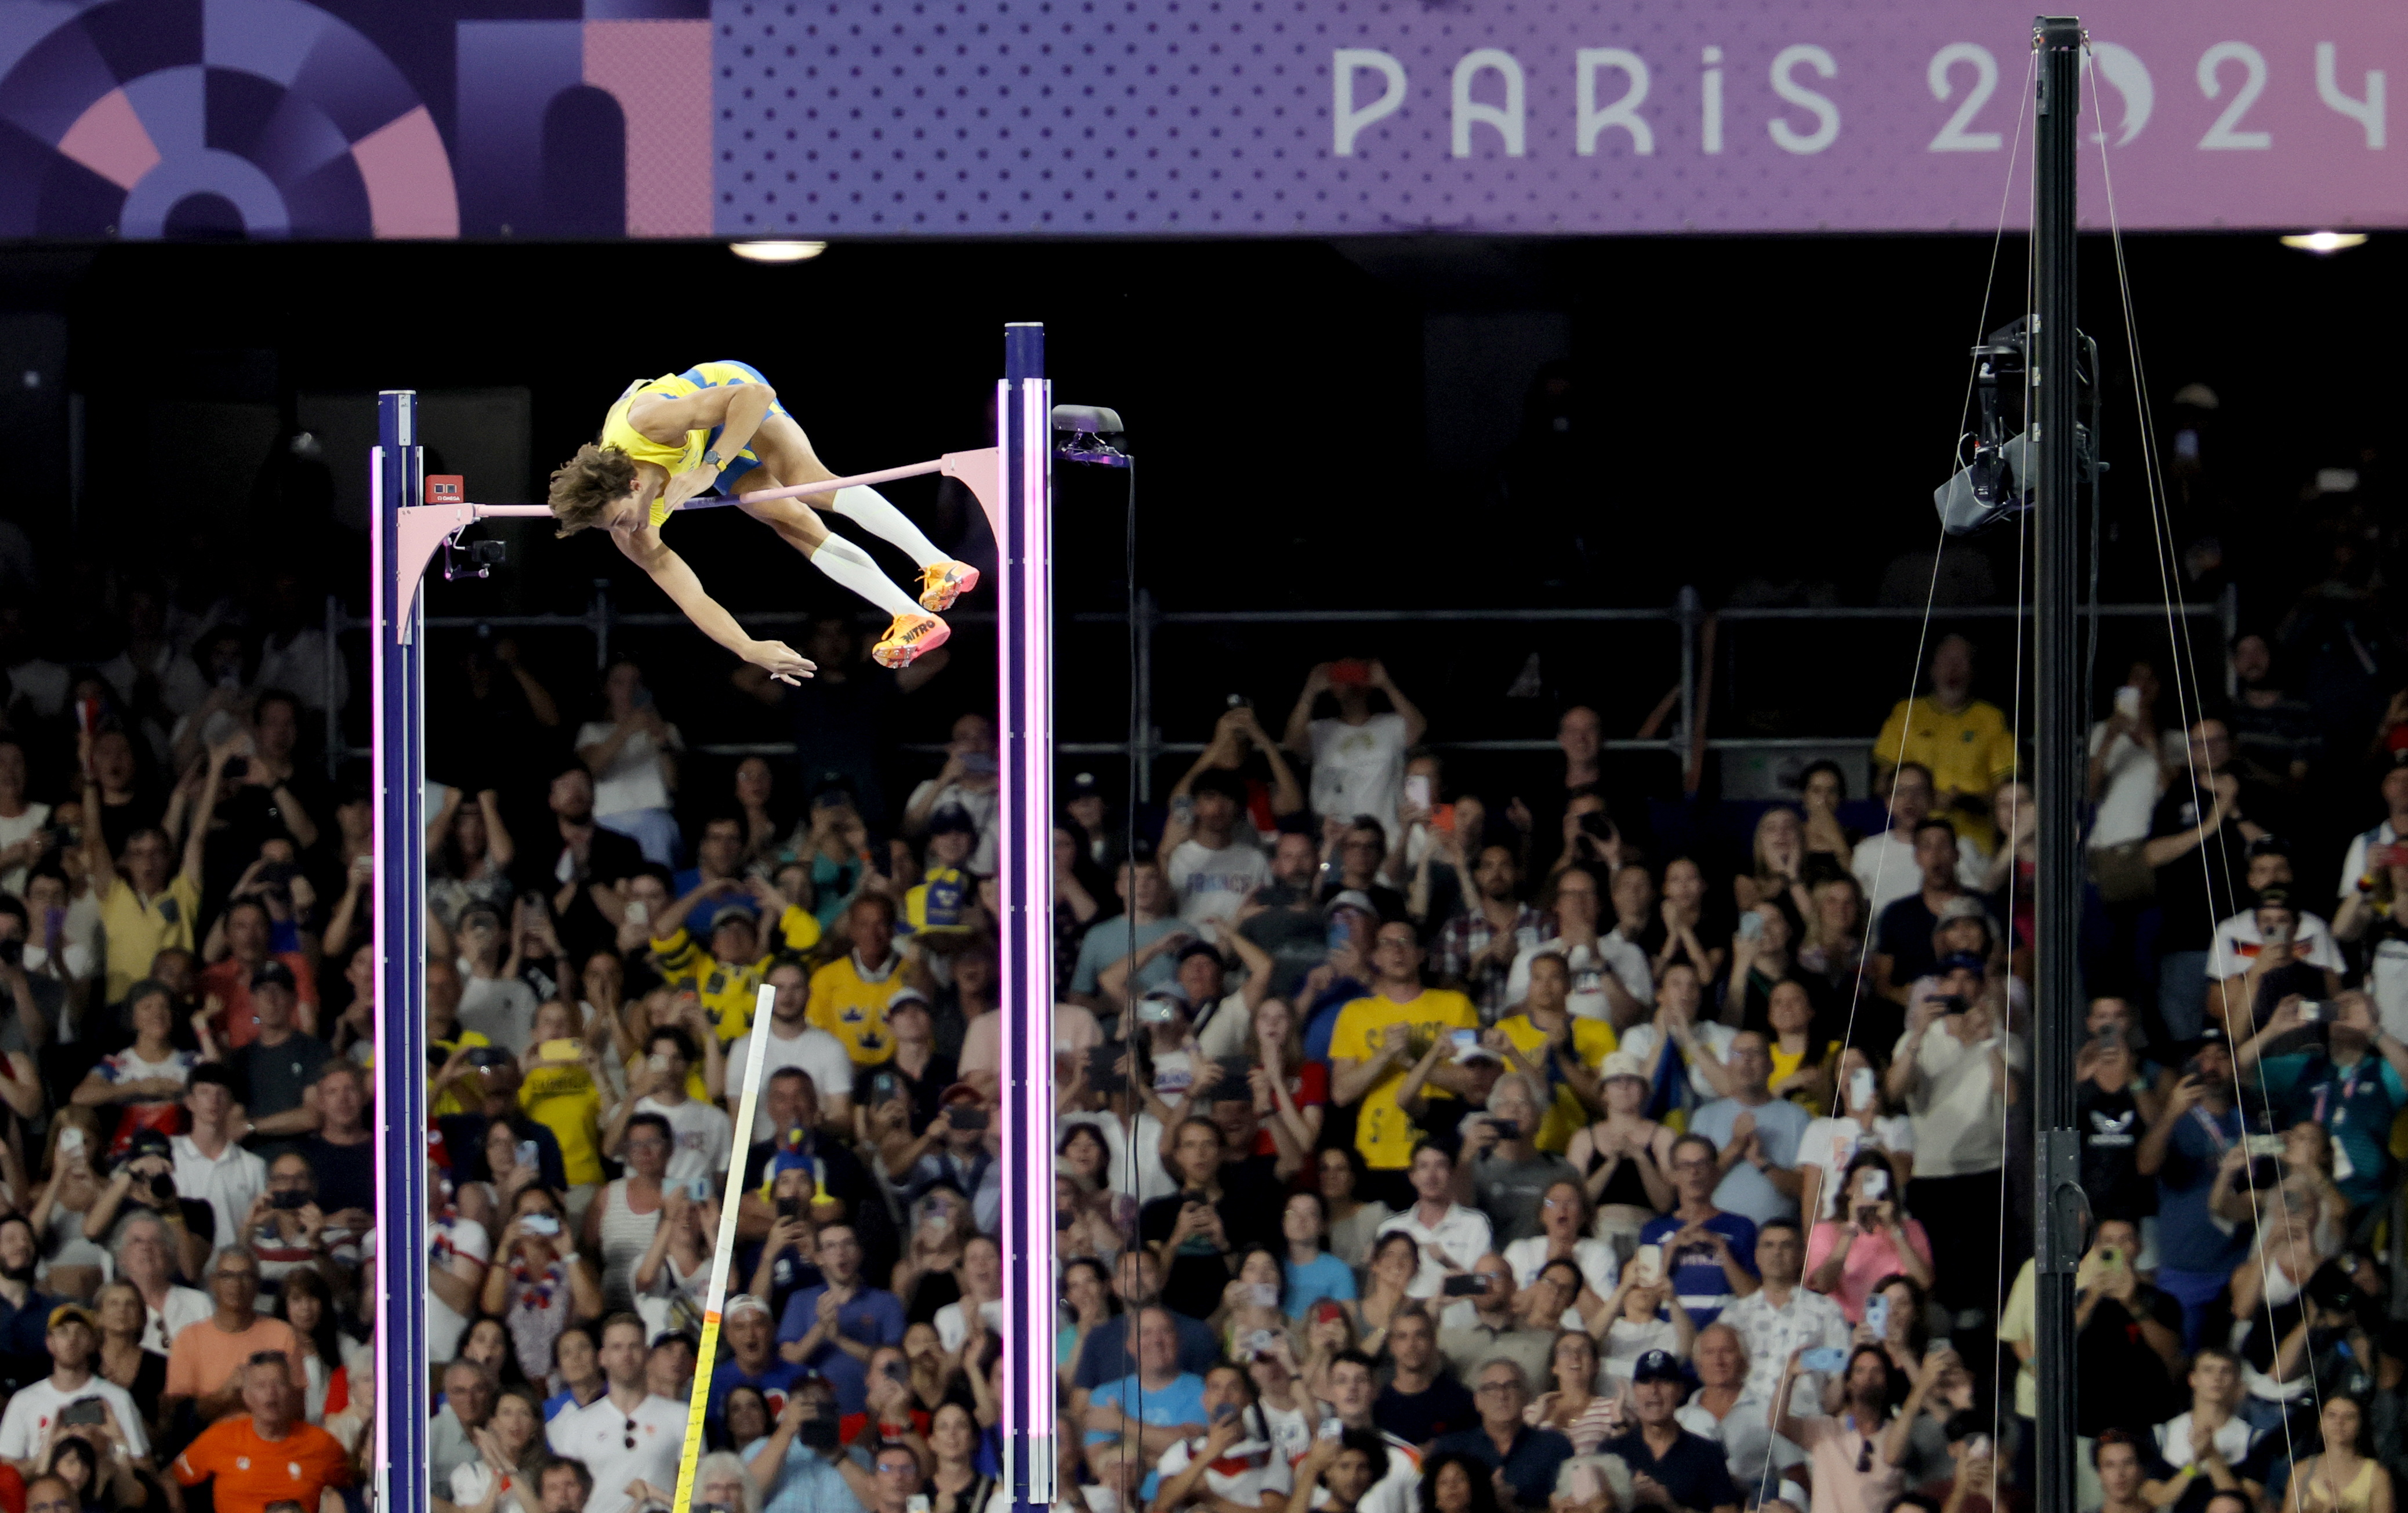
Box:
[2031,20,2086,1513]
[371,325,1057,1513]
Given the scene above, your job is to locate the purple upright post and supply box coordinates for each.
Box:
[371,390,431,1513]
[998,323,1057,1510]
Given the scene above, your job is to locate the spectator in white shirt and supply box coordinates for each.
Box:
[171,1066,266,1256]
[901,714,1002,876]
[546,1312,686,1513]
[575,662,684,869]
[1504,864,1652,1028]
[1282,660,1427,846]
[1373,1144,1493,1298]
[615,1026,732,1187]
[725,962,857,1142]
[1162,771,1271,940]
[1851,765,1983,919]
[2087,662,2173,854]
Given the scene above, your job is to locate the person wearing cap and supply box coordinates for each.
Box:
[1870,823,1978,1008]
[0,1300,148,1474]
[1597,1349,1739,1513]
[195,895,318,1053]
[649,871,824,1047]
[219,959,332,1153]
[1885,950,2019,1325]
[1162,768,1275,941]
[1563,1050,1678,1250]
[168,1064,267,1254]
[706,1293,806,1433]
[902,804,980,938]
[2134,1025,2249,1349]
[806,895,911,1068]
[2208,889,2340,1036]
[1332,922,1480,1203]
[894,1083,1001,1236]
[1386,1026,1505,1164]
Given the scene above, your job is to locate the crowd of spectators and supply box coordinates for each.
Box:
[12,522,2408,1513]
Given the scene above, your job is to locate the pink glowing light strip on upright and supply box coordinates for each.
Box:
[366,441,393,1504]
[997,329,1057,1503]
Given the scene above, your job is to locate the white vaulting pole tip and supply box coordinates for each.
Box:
[2279,230,2367,253]
[670,983,779,1513]
[730,241,828,263]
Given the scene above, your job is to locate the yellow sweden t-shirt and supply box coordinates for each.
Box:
[97,873,201,1007]
[1491,1013,1618,1153]
[1330,989,1479,1170]
[519,1060,606,1186]
[1871,695,2018,847]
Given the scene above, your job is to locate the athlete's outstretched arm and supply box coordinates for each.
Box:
[628,382,777,513]
[612,525,814,684]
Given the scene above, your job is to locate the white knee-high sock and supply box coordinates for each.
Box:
[807,531,924,619]
[828,485,948,569]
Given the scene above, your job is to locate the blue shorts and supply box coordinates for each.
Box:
[680,360,792,489]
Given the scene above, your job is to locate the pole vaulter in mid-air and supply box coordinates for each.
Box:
[543,360,982,679]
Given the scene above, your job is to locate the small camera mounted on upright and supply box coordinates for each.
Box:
[1053,404,1130,468]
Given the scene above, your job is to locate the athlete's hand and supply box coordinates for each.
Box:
[662,463,723,512]
[744,639,816,685]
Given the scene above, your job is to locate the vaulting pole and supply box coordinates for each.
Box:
[2031,18,2087,1513]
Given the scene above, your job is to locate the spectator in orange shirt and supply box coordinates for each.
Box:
[172,1353,350,1513]
[195,900,316,1051]
[162,1247,308,1428]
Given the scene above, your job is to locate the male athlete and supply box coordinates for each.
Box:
[547,360,978,677]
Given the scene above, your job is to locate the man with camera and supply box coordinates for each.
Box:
[1435,1256,1553,1388]
[2135,1026,2253,1348]
[1888,952,2021,1325]
[746,1374,855,1513]
[0,1302,150,1475]
[2209,892,2341,1038]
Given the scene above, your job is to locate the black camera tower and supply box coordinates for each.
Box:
[2032,17,2088,1513]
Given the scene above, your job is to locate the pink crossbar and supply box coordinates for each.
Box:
[392,449,1000,641]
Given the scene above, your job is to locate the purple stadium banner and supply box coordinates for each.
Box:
[0,0,2397,241]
